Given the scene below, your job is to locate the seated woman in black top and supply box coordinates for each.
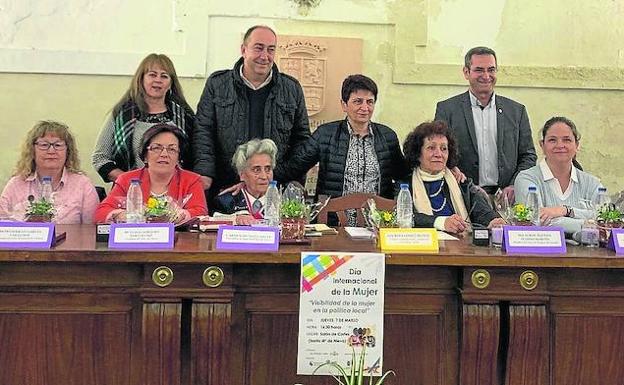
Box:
[403,121,505,234]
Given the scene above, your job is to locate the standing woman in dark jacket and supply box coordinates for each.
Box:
[283,74,409,205]
[92,53,195,183]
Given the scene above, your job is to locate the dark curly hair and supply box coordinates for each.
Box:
[139,123,189,167]
[403,120,458,170]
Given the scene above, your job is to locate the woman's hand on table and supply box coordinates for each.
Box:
[487,217,507,228]
[444,214,468,234]
[234,214,261,226]
[539,206,566,225]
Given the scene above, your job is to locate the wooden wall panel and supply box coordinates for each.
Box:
[142,302,181,385]
[505,305,549,385]
[460,304,500,385]
[246,312,304,385]
[238,290,457,385]
[552,315,624,385]
[191,302,232,385]
[0,305,134,385]
[383,314,448,385]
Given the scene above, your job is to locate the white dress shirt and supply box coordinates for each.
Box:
[469,91,499,187]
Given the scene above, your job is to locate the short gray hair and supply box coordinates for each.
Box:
[464,46,497,68]
[232,138,278,174]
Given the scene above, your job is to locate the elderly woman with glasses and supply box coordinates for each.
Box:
[514,117,602,234]
[0,121,99,223]
[403,120,505,234]
[94,124,207,223]
[212,139,277,225]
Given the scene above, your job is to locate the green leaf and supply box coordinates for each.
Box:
[313,362,349,385]
[373,370,396,385]
[356,347,365,385]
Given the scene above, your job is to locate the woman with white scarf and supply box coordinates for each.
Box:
[403,121,505,234]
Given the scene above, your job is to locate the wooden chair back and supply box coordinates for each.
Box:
[317,193,396,227]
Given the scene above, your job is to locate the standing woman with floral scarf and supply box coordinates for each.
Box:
[92,53,195,183]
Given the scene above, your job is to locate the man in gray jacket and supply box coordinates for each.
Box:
[434,46,536,202]
[192,25,310,198]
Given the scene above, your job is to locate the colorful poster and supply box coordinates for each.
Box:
[297,252,385,376]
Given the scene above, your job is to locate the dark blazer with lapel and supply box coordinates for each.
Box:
[434,91,536,189]
[212,192,249,215]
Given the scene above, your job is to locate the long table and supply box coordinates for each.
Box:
[1,225,624,385]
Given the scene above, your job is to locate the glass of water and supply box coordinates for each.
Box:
[491,224,504,248]
[581,219,599,248]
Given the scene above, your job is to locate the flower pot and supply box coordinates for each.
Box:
[25,213,53,222]
[512,220,533,226]
[597,220,623,248]
[146,214,170,223]
[281,217,306,240]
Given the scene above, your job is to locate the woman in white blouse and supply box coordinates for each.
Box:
[514,116,602,234]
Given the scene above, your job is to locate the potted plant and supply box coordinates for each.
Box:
[144,196,184,223]
[25,197,55,222]
[280,198,308,240]
[596,203,623,247]
[313,330,395,385]
[144,196,171,223]
[368,208,397,229]
[363,199,397,246]
[510,203,534,226]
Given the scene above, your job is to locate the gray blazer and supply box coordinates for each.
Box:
[434,91,536,189]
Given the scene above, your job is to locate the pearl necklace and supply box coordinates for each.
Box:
[428,180,444,198]
[432,197,447,213]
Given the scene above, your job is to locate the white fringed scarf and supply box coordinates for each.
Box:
[411,167,469,222]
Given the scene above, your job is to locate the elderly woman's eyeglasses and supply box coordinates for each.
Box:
[148,144,180,155]
[34,141,67,151]
[249,165,272,176]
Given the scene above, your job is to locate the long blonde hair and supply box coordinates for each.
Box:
[14,121,81,177]
[113,53,190,115]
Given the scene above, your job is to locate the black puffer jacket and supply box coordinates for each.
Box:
[283,119,410,198]
[192,58,310,191]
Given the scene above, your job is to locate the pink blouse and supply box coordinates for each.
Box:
[0,169,99,224]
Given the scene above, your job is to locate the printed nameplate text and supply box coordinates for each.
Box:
[503,226,566,254]
[607,228,624,255]
[0,222,55,249]
[109,223,174,249]
[379,228,439,252]
[216,225,279,251]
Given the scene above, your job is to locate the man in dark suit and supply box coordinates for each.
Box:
[434,46,536,202]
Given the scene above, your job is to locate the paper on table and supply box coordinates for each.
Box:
[344,227,374,239]
[305,223,338,235]
[437,231,459,241]
[198,214,235,231]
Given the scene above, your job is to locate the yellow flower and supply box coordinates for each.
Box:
[147,197,158,209]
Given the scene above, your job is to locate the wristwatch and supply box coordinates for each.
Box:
[563,205,575,218]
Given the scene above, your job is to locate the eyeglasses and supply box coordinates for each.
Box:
[249,165,272,176]
[147,144,179,155]
[34,141,67,151]
[470,67,497,75]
